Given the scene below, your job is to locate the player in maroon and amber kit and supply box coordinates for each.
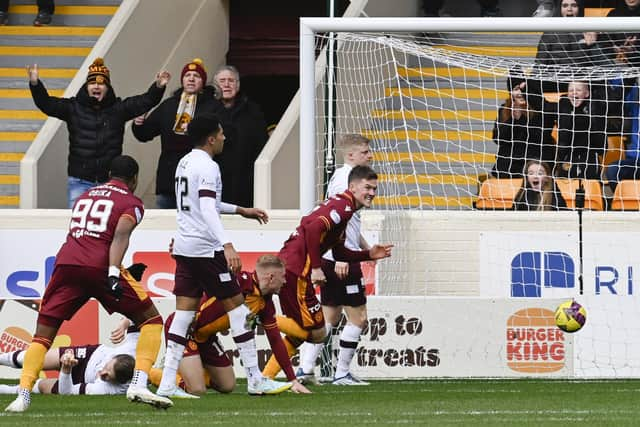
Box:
[150,255,311,394]
[5,155,172,413]
[262,165,393,379]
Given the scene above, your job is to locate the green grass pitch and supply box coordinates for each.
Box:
[0,379,638,426]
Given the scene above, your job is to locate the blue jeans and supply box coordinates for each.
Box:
[606,158,640,192]
[67,176,100,208]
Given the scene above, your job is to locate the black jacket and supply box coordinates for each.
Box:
[513,182,567,211]
[554,96,607,179]
[132,86,222,196]
[30,80,164,182]
[213,94,268,207]
[491,107,556,178]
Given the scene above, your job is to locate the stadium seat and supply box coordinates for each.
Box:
[584,8,614,17]
[555,179,604,211]
[475,178,523,210]
[600,136,626,181]
[611,180,640,211]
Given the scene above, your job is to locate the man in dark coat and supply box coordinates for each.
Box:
[132,58,222,209]
[213,65,269,208]
[28,58,170,207]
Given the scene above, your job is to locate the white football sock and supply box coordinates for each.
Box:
[335,323,362,378]
[158,310,195,391]
[227,304,261,385]
[300,342,324,374]
[0,384,18,394]
[0,350,24,368]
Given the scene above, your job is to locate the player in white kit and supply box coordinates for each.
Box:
[156,114,291,398]
[0,318,137,395]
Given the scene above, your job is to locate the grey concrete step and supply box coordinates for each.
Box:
[1,55,85,68]
[0,78,71,89]
[0,183,18,195]
[0,120,45,131]
[0,141,30,152]
[0,36,99,47]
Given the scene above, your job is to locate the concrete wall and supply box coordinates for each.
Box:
[20,0,229,208]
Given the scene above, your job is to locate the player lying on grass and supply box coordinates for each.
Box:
[150,254,311,395]
[0,317,137,395]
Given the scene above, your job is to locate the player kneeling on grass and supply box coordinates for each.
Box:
[150,254,311,395]
[0,318,138,395]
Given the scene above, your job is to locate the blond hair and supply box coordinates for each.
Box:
[338,134,370,160]
[255,254,285,270]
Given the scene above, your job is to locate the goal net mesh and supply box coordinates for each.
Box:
[304,28,640,379]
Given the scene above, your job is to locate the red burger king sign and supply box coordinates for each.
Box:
[506,307,566,373]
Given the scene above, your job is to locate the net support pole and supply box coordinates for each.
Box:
[300,20,317,214]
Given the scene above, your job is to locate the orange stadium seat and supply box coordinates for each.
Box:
[475,178,523,210]
[611,180,640,210]
[600,136,626,181]
[556,179,604,211]
[584,8,614,17]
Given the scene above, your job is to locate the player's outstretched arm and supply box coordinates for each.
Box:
[236,206,269,224]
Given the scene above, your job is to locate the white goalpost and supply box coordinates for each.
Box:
[298,17,640,379]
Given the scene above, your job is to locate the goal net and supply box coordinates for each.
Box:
[300,17,640,379]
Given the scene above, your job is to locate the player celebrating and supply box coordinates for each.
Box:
[0,318,137,395]
[156,115,291,397]
[4,155,172,412]
[262,165,393,381]
[298,134,374,385]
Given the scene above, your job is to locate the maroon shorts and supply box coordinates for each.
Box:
[174,253,241,300]
[39,264,154,324]
[278,269,324,330]
[57,344,99,384]
[320,259,366,307]
[164,312,230,368]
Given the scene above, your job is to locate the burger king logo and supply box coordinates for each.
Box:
[0,326,31,353]
[506,307,565,373]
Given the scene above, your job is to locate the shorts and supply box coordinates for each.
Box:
[164,312,230,368]
[278,269,324,330]
[174,253,241,300]
[320,259,366,307]
[39,265,154,326]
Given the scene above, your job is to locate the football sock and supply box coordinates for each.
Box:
[227,304,261,385]
[0,384,18,394]
[158,310,194,391]
[0,350,24,368]
[131,319,163,388]
[335,323,362,378]
[276,316,311,341]
[262,336,300,379]
[18,337,51,391]
[300,322,332,373]
[300,342,324,374]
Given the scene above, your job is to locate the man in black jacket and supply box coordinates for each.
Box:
[213,65,269,208]
[28,58,170,207]
[132,58,222,209]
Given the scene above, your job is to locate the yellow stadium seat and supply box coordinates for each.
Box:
[555,179,604,211]
[611,180,640,211]
[475,178,523,210]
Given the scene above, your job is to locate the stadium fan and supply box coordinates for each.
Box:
[513,160,567,211]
